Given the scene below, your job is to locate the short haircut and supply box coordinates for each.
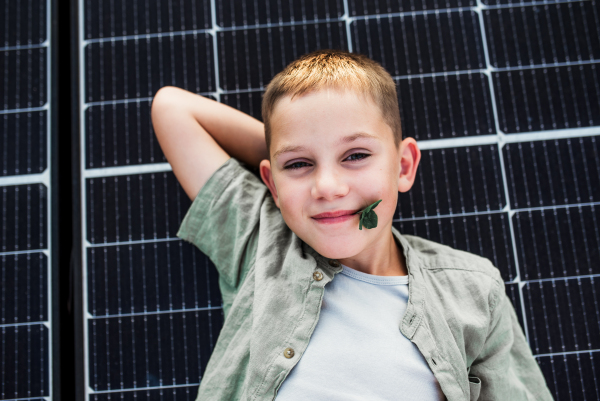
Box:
[261,49,402,159]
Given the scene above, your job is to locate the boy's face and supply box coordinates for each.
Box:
[259,87,420,260]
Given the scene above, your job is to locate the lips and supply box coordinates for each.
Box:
[312,209,359,219]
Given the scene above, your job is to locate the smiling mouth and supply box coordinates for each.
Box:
[312,209,360,219]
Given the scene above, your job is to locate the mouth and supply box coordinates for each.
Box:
[311,209,360,225]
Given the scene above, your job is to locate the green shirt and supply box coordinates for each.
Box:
[176,157,553,401]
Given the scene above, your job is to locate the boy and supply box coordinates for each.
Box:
[151,50,553,400]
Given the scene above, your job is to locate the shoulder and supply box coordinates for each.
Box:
[404,234,502,280]
[402,233,505,308]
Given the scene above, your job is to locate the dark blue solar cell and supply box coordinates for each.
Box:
[350,11,485,76]
[484,1,599,68]
[217,22,348,90]
[537,351,600,400]
[0,48,47,110]
[85,33,215,102]
[522,277,600,355]
[87,241,222,316]
[493,64,600,133]
[504,137,600,209]
[398,145,506,219]
[0,252,48,324]
[513,205,600,280]
[85,101,166,168]
[217,0,344,27]
[87,310,223,391]
[0,111,47,176]
[85,172,190,244]
[84,0,212,39]
[0,0,46,46]
[0,184,47,252]
[398,73,495,140]
[0,324,49,398]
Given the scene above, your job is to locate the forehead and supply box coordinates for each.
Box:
[270,88,388,157]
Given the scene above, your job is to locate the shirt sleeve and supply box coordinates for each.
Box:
[469,280,554,400]
[176,157,268,293]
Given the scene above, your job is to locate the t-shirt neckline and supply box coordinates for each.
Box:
[340,264,409,285]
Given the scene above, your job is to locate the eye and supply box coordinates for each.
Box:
[346,153,370,162]
[284,153,371,170]
[285,161,311,170]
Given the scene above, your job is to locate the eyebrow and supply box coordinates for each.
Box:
[273,132,380,160]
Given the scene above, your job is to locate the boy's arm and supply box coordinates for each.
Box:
[469,281,554,400]
[150,86,269,200]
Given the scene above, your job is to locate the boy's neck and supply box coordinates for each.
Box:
[337,226,408,276]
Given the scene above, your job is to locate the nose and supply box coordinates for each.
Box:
[310,166,349,200]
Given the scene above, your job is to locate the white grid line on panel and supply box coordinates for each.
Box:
[86,236,181,248]
[84,163,172,178]
[0,397,51,401]
[0,249,50,257]
[0,104,48,115]
[0,321,50,329]
[0,170,49,187]
[88,382,200,394]
[341,0,352,52]
[0,41,49,52]
[534,348,600,358]
[523,273,600,285]
[494,59,600,72]
[89,305,223,320]
[210,0,222,99]
[475,0,531,344]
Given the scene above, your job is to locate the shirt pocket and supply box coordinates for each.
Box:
[468,375,481,401]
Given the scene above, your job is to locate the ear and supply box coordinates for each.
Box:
[397,138,421,193]
[259,159,280,208]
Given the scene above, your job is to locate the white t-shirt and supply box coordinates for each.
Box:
[275,263,446,401]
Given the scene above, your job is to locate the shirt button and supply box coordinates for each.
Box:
[313,271,323,281]
[284,347,295,358]
[328,260,340,267]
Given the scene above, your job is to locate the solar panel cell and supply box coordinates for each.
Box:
[84,0,212,39]
[87,241,221,316]
[85,34,215,102]
[0,184,47,252]
[217,22,348,90]
[0,48,47,110]
[351,12,485,76]
[0,111,47,176]
[398,145,506,218]
[397,73,495,140]
[1,253,48,324]
[87,310,223,391]
[85,173,189,244]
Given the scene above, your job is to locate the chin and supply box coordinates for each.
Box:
[308,238,357,260]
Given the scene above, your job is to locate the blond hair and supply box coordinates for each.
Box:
[261,49,402,158]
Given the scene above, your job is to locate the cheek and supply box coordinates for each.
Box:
[275,183,304,223]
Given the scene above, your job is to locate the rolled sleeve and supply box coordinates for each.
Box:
[469,280,554,400]
[176,157,267,291]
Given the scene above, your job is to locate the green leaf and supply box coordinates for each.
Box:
[357,199,382,230]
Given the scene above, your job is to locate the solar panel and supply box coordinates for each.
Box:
[0,0,54,399]
[76,0,600,399]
